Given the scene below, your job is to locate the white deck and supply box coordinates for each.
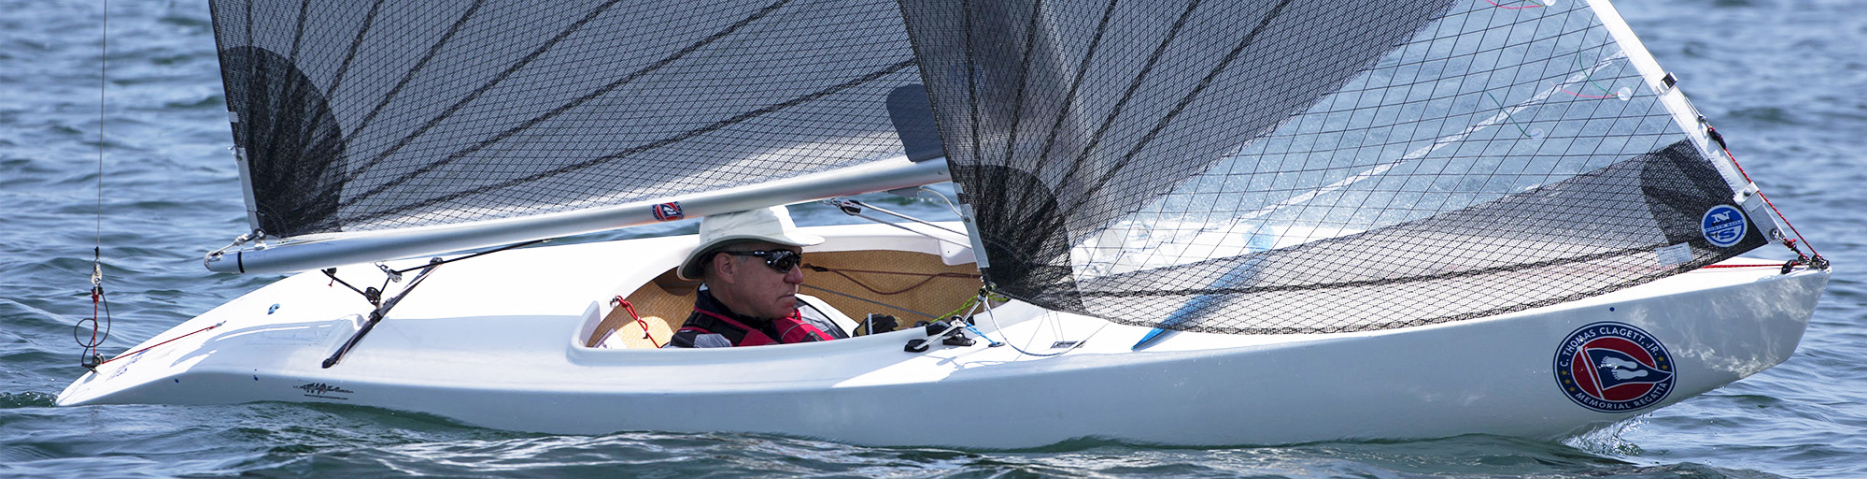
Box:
[59,223,1829,447]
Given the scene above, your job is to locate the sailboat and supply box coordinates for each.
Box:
[59,0,1830,448]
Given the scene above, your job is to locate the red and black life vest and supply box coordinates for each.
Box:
[668,290,847,348]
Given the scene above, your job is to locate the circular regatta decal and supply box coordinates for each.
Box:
[1700,204,1746,248]
[1553,322,1676,413]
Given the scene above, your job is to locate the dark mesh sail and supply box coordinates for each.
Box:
[214,0,1769,334]
[211,0,921,237]
[902,0,1767,333]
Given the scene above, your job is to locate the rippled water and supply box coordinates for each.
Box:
[4,0,1864,477]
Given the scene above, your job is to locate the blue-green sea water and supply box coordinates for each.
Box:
[4,0,1864,477]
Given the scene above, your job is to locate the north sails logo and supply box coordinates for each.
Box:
[294,382,354,400]
[1701,204,1746,248]
[1553,322,1675,413]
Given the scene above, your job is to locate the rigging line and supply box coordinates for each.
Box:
[387,239,543,275]
[800,284,938,319]
[842,199,969,238]
[1708,135,1822,260]
[338,0,630,191]
[86,0,112,368]
[936,293,984,320]
[803,264,980,296]
[978,296,1109,358]
[345,58,918,225]
[608,298,664,348]
[1059,0,1295,217]
[918,186,967,222]
[323,260,443,368]
[1052,0,1204,193]
[1231,51,1630,224]
[94,0,108,265]
[74,288,112,360]
[340,0,796,212]
[340,0,485,148]
[96,322,224,367]
[831,206,972,249]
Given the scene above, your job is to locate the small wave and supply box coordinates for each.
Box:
[1727,106,1799,126]
[0,391,57,408]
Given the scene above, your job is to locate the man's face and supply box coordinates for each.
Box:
[709,241,805,319]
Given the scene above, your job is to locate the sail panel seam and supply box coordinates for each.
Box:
[345,58,919,226]
[1060,0,1296,218]
[1052,0,1204,195]
[1079,243,1667,299]
[340,0,486,150]
[323,0,384,100]
[340,0,632,205]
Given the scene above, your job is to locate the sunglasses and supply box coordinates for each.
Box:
[720,249,803,273]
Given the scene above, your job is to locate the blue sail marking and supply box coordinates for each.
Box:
[1132,226,1276,350]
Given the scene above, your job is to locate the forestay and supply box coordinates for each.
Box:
[907,0,1774,333]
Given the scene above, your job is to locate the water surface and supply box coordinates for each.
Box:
[3,0,1863,477]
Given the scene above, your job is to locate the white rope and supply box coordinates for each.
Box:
[975,294,1111,358]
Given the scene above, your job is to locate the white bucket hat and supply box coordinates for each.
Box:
[677,205,824,281]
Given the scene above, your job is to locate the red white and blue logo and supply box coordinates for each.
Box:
[1553,321,1676,413]
[652,202,684,221]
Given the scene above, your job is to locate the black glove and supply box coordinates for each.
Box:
[861,314,899,336]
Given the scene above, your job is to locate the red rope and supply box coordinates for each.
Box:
[611,296,662,348]
[88,287,101,347]
[1709,126,1821,261]
[97,322,221,367]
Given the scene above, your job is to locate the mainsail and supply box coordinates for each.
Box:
[209,0,1774,334]
[208,0,944,273]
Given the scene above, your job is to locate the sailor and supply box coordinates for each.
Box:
[666,205,851,348]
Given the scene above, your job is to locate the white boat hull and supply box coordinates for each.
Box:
[58,224,1828,448]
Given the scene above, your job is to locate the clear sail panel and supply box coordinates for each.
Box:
[908,0,1764,333]
[1098,1,1676,275]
